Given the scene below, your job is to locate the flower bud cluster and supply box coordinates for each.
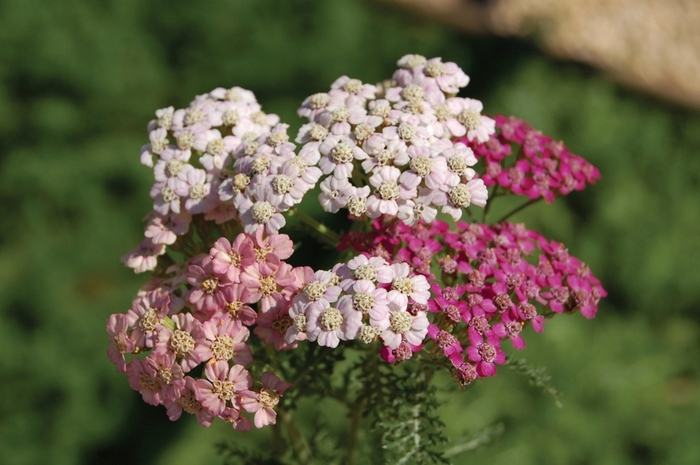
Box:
[339,218,606,385]
[461,115,602,202]
[107,228,327,430]
[297,55,492,223]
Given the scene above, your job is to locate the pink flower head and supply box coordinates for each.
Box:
[397,188,438,226]
[272,162,320,209]
[427,323,464,367]
[466,332,506,377]
[293,270,342,309]
[220,283,258,326]
[417,57,469,93]
[240,255,297,312]
[140,128,169,167]
[428,286,470,324]
[127,351,184,406]
[254,298,298,351]
[201,314,252,365]
[121,238,166,274]
[318,176,354,213]
[446,98,495,143]
[175,167,217,215]
[240,371,293,428]
[434,178,488,221]
[492,310,526,350]
[366,166,413,218]
[455,362,478,387]
[318,135,367,179]
[153,147,192,182]
[144,212,191,245]
[220,406,253,432]
[107,313,135,372]
[379,340,423,364]
[165,376,215,427]
[399,145,448,191]
[251,228,294,262]
[337,254,394,291]
[518,302,545,333]
[567,274,602,319]
[156,312,209,372]
[236,183,286,235]
[328,76,377,107]
[126,290,171,348]
[361,134,409,173]
[188,256,232,313]
[196,361,252,416]
[346,279,390,315]
[210,234,255,282]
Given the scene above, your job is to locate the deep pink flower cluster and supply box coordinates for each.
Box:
[459,115,601,203]
[107,228,319,430]
[340,218,606,385]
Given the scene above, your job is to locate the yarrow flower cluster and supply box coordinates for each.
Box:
[109,229,313,429]
[123,86,323,274]
[338,218,606,383]
[298,55,491,224]
[463,115,601,202]
[109,54,605,436]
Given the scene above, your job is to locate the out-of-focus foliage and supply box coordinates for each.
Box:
[0,0,698,464]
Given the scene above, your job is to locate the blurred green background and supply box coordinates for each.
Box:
[1,0,699,464]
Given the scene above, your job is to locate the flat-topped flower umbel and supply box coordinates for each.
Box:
[110,54,604,447]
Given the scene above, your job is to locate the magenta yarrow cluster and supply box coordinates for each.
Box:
[110,54,605,432]
[339,218,606,385]
[465,115,601,202]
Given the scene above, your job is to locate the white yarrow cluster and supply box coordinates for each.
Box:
[285,255,430,350]
[296,55,493,225]
[126,87,323,273]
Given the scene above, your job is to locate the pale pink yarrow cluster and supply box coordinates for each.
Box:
[296,55,492,224]
[108,228,322,430]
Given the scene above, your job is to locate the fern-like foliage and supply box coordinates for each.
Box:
[363,355,450,465]
[506,357,563,407]
[443,422,505,459]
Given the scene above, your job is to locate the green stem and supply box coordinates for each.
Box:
[417,355,453,370]
[286,208,341,248]
[346,398,366,465]
[271,420,286,457]
[494,198,541,224]
[279,409,313,463]
[482,185,499,223]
